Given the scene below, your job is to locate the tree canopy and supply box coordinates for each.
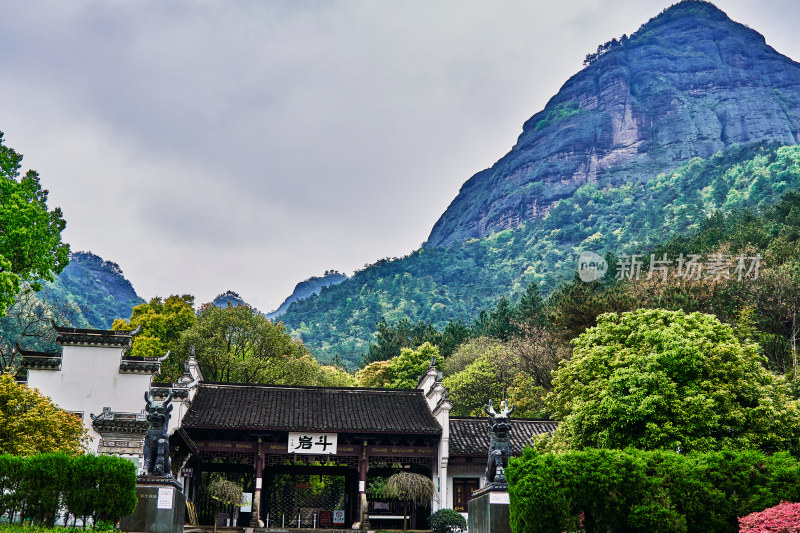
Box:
[357,342,438,388]
[112,294,196,381]
[0,132,69,316]
[544,308,800,453]
[177,304,354,387]
[0,374,87,456]
[442,337,549,417]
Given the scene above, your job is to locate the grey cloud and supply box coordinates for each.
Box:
[0,0,797,311]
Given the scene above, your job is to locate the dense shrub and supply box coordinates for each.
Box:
[65,453,98,525]
[0,454,23,521]
[506,448,800,533]
[19,453,70,526]
[739,502,800,532]
[0,453,137,526]
[428,508,467,533]
[93,455,137,522]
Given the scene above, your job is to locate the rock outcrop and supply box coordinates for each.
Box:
[427,0,800,247]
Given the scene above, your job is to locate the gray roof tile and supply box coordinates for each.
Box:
[449,417,557,456]
[182,382,442,435]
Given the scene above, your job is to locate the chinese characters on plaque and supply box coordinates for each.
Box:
[288,432,338,455]
[613,253,762,282]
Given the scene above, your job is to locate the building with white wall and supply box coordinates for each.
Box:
[21,324,554,523]
[20,324,200,471]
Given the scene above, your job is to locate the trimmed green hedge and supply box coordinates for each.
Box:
[506,447,800,533]
[0,453,136,526]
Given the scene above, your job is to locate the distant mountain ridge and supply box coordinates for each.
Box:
[266,271,347,320]
[212,290,249,309]
[427,0,800,247]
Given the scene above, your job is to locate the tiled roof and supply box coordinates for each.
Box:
[182,383,442,435]
[17,347,62,370]
[449,417,558,457]
[54,324,141,347]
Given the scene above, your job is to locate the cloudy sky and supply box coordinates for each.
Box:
[1,0,798,312]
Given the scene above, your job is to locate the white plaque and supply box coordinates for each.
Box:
[288,432,338,454]
[358,480,366,492]
[489,492,510,505]
[157,487,174,509]
[240,493,253,513]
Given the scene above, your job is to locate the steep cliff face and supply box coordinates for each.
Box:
[427,1,800,247]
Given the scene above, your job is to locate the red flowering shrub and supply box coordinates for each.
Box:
[739,502,800,532]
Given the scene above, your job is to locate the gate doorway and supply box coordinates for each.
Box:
[195,462,255,527]
[263,465,355,528]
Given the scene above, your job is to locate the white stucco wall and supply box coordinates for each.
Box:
[27,344,153,451]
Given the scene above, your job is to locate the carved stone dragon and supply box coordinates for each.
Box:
[143,390,173,477]
[484,399,514,484]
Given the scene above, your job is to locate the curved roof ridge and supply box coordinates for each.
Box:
[183,382,441,435]
[198,381,426,394]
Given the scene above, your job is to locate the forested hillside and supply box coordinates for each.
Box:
[282,144,800,366]
[0,251,143,372]
[39,251,144,330]
[278,1,800,367]
[266,271,347,319]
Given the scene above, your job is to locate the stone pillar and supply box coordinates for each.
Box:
[358,440,369,531]
[252,438,264,526]
[438,456,449,512]
[120,478,185,533]
[467,487,510,533]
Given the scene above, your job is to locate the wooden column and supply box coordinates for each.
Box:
[252,438,264,526]
[358,440,369,530]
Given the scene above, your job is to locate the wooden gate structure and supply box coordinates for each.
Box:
[177,382,441,529]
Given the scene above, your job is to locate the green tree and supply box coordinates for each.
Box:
[0,374,87,456]
[178,304,353,386]
[356,359,394,388]
[545,275,633,342]
[0,289,60,374]
[438,320,472,359]
[208,479,243,533]
[442,337,518,416]
[545,309,800,453]
[443,352,507,416]
[443,337,550,417]
[357,342,439,389]
[386,342,439,389]
[514,282,546,327]
[365,318,442,364]
[112,294,197,381]
[0,132,69,316]
[382,471,436,533]
[474,297,518,340]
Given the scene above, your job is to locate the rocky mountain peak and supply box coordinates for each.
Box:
[426,0,800,248]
